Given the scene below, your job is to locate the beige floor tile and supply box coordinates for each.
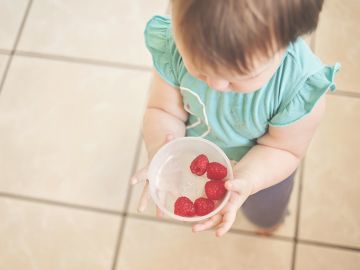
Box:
[18,0,168,66]
[315,0,360,93]
[0,0,28,50]
[0,198,120,270]
[295,243,360,270]
[117,217,293,270]
[0,56,151,211]
[0,55,9,76]
[233,170,300,238]
[299,95,360,248]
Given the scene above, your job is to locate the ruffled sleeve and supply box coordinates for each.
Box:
[144,16,179,88]
[269,63,341,127]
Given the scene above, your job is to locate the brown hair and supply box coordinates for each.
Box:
[172,0,324,74]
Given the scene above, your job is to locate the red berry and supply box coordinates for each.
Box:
[194,197,215,216]
[174,197,195,217]
[190,154,209,176]
[205,180,227,200]
[207,162,227,180]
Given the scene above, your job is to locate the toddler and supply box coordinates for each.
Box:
[131,0,340,237]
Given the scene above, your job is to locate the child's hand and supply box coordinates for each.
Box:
[192,178,253,237]
[130,134,174,218]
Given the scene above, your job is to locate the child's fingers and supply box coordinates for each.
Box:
[192,214,222,232]
[137,181,149,212]
[227,190,251,211]
[155,191,166,219]
[156,206,163,219]
[216,210,237,237]
[213,192,249,237]
[130,166,148,185]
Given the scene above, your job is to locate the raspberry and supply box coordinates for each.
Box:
[194,197,215,216]
[174,196,195,217]
[190,154,209,176]
[205,180,227,200]
[206,162,227,180]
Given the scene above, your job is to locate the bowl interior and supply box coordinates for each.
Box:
[148,137,233,222]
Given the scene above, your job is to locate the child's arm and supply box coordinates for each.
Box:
[131,71,187,213]
[232,96,326,194]
[143,72,188,159]
[193,96,326,236]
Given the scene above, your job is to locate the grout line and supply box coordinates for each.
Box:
[0,0,32,95]
[110,132,144,270]
[12,0,33,51]
[298,239,360,253]
[0,49,11,55]
[0,56,13,94]
[291,160,306,270]
[126,212,295,242]
[0,191,123,216]
[311,30,360,100]
[0,188,293,244]
[15,50,152,72]
[9,56,360,99]
[329,90,360,99]
[1,188,358,254]
[227,228,292,242]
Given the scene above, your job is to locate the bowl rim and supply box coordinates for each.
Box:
[148,136,233,222]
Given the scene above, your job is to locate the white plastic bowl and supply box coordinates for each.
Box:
[148,137,233,222]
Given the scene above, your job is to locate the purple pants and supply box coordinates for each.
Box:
[241,171,296,228]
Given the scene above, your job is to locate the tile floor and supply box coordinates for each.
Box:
[0,0,359,270]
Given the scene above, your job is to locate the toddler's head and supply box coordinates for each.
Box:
[171,0,324,92]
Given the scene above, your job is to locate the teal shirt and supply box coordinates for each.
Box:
[145,16,340,162]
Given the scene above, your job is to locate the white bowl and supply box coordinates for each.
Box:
[148,137,233,222]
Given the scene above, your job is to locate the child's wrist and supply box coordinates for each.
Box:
[146,133,175,161]
[232,168,257,196]
[226,177,253,198]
